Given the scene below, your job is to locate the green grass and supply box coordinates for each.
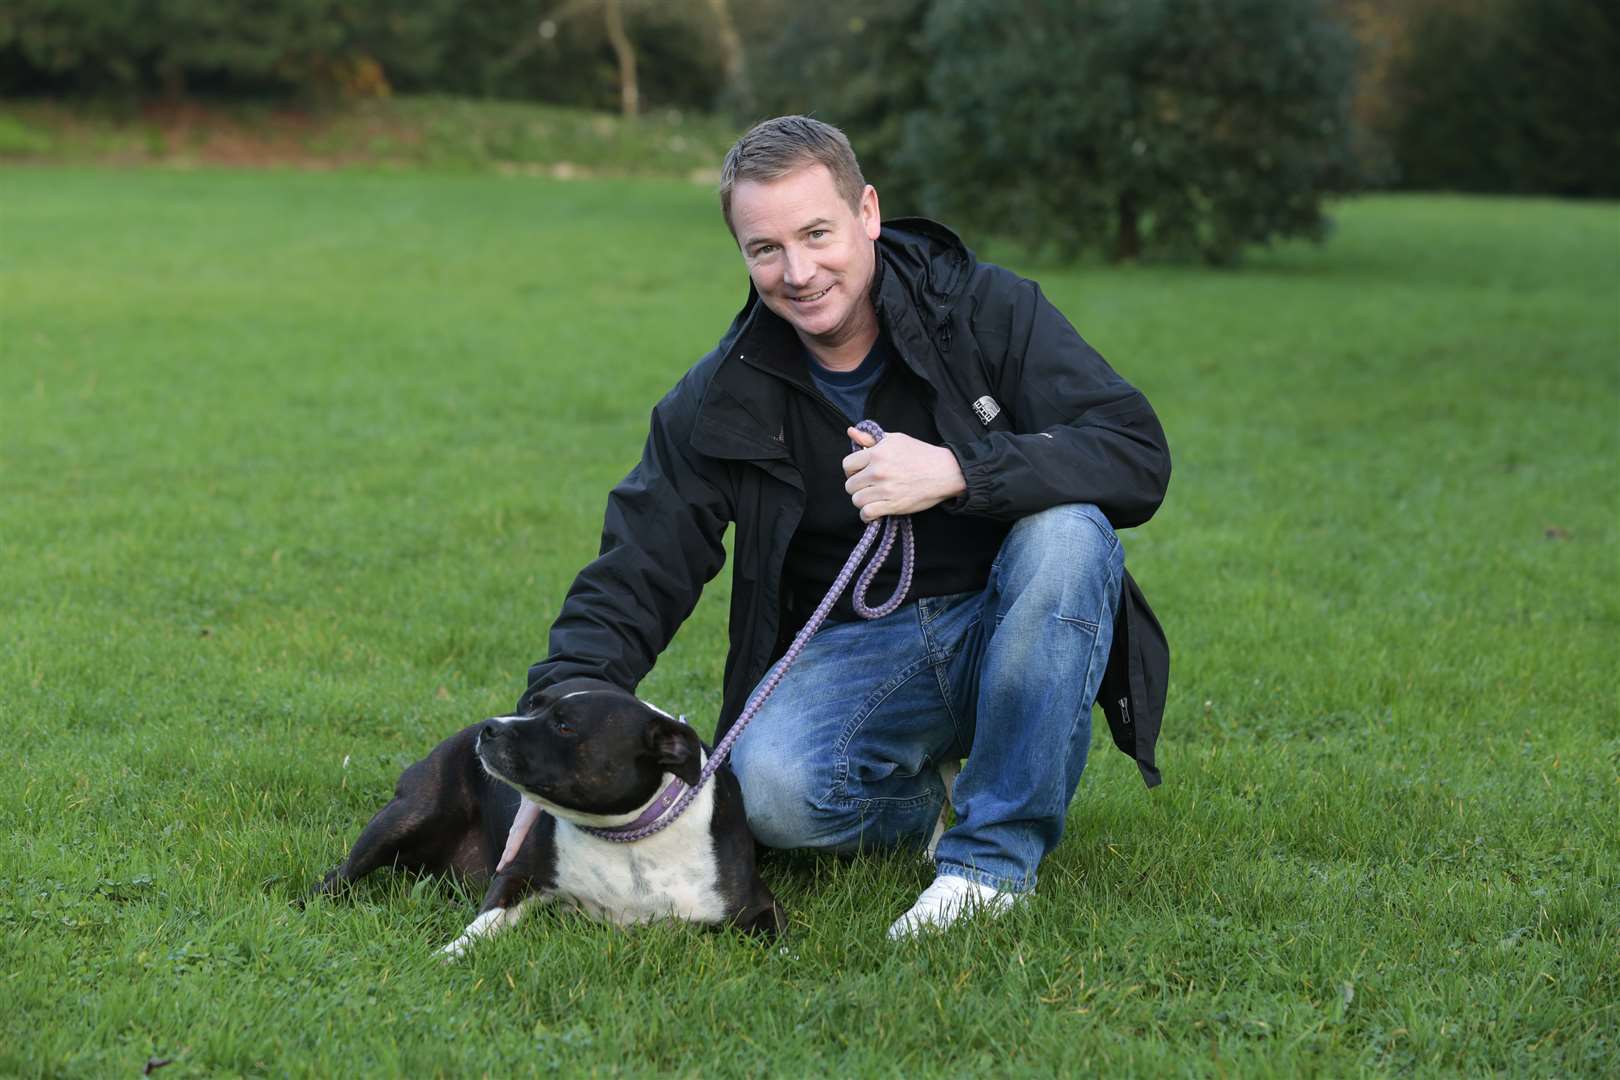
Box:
[2,166,1616,1077]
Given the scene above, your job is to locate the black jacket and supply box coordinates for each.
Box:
[522,219,1171,786]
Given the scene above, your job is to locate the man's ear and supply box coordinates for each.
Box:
[644,716,703,787]
[860,183,882,240]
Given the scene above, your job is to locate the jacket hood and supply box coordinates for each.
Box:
[875,216,975,312]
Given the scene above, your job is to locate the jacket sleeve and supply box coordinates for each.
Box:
[519,376,732,710]
[945,274,1171,528]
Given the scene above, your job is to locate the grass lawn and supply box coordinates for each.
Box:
[1,166,1616,1077]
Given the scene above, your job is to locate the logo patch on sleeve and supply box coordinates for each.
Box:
[971,395,1002,426]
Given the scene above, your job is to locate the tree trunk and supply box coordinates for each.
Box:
[158,60,186,103]
[705,0,749,107]
[1114,190,1141,262]
[602,0,639,118]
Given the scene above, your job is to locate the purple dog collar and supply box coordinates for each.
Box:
[581,775,689,840]
[579,720,700,841]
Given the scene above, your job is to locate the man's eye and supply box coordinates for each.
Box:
[809,229,827,240]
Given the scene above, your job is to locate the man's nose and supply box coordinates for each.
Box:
[782,246,813,288]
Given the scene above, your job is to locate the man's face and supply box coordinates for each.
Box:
[729,163,882,353]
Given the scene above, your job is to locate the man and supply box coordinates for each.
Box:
[519,116,1170,938]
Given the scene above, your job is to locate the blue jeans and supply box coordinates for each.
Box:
[730,503,1124,893]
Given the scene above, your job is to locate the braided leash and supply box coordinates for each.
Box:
[582,419,914,842]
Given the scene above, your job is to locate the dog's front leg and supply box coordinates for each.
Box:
[440,898,540,961]
[440,869,548,962]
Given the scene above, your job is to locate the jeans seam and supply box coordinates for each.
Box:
[1055,614,1100,631]
[1062,552,1121,792]
[1068,503,1120,552]
[827,790,938,811]
[825,655,937,805]
[921,596,976,757]
[1052,533,1124,629]
[831,655,935,758]
[932,662,964,752]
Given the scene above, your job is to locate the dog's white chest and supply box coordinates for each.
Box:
[549,787,728,926]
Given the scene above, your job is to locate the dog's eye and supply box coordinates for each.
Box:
[552,717,575,736]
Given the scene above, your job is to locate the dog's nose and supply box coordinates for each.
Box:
[480,722,502,741]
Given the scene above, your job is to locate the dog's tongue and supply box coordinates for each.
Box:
[496,797,543,873]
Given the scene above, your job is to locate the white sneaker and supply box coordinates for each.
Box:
[886,873,1025,940]
[924,759,961,861]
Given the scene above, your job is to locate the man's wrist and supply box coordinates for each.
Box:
[933,443,967,502]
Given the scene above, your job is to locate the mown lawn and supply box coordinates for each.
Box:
[1,166,1615,1077]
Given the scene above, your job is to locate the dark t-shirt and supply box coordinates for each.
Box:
[806,335,891,423]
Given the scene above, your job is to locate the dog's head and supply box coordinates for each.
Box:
[476,679,703,818]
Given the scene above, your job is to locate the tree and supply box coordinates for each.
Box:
[0,0,455,98]
[1332,0,1419,185]
[1386,0,1620,196]
[736,0,934,213]
[0,0,731,113]
[704,0,747,109]
[543,0,735,118]
[900,0,1360,264]
[541,0,639,116]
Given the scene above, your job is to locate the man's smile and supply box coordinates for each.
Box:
[790,285,832,304]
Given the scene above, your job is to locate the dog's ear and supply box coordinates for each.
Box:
[644,715,702,787]
[516,683,555,716]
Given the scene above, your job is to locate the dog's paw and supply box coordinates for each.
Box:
[437,901,533,963]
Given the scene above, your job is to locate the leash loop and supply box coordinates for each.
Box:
[582,419,915,842]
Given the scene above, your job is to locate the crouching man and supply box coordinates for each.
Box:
[519,116,1171,938]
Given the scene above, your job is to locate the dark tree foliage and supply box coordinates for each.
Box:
[737,0,934,215]
[898,0,1361,264]
[0,0,729,111]
[0,1,454,98]
[426,1,728,114]
[1388,0,1620,196]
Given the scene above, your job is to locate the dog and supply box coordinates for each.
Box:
[310,678,785,957]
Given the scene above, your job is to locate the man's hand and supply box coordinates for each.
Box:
[842,427,967,522]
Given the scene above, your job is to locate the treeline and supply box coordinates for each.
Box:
[2,0,1613,259]
[1353,0,1618,197]
[0,1,735,113]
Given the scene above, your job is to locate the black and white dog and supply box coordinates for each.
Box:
[311,679,785,957]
